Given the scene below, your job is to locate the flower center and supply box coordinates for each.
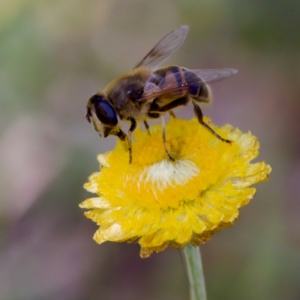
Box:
[139,159,200,191]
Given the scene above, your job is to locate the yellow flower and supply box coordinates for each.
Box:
[80,117,271,258]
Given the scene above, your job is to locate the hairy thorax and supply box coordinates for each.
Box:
[105,67,152,121]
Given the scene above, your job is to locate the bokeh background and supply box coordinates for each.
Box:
[1,0,300,299]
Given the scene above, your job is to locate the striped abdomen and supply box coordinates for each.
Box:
[182,67,211,103]
[149,66,211,103]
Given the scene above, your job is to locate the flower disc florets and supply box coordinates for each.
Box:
[80,117,271,258]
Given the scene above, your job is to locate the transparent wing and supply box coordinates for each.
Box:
[134,25,189,70]
[140,68,238,101]
[190,68,238,84]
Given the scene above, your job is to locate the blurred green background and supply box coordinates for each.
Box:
[1,0,300,299]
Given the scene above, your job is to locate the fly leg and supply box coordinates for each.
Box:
[128,118,137,164]
[114,128,127,141]
[169,111,176,118]
[149,97,189,113]
[192,101,231,144]
[148,97,189,161]
[143,121,151,135]
[161,115,175,161]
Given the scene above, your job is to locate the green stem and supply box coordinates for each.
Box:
[182,244,207,300]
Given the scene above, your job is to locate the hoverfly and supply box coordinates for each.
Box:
[86,26,237,163]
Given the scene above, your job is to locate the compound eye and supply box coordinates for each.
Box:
[90,94,118,126]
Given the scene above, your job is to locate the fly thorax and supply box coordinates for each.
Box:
[108,76,147,120]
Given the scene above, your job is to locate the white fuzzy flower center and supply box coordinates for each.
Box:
[140,159,200,190]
